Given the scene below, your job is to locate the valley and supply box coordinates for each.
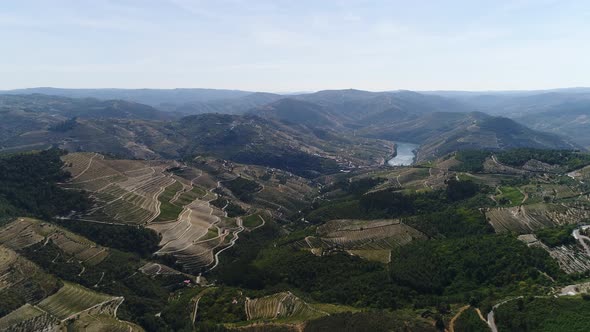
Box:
[0,89,589,332]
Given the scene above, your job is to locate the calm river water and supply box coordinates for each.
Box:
[387,142,419,166]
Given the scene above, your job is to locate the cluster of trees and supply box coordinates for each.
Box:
[307,177,490,229]
[210,197,246,217]
[54,220,161,257]
[452,150,492,172]
[390,235,561,296]
[224,177,262,201]
[496,148,590,170]
[304,311,436,332]
[452,148,590,173]
[252,247,409,308]
[495,296,590,331]
[535,225,577,247]
[0,149,91,220]
[403,208,493,239]
[453,308,489,332]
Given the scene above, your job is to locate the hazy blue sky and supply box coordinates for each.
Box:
[1,0,589,91]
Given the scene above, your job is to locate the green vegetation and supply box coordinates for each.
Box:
[495,296,590,331]
[454,307,489,332]
[211,197,246,217]
[54,220,160,257]
[242,212,265,228]
[212,222,282,289]
[224,177,262,201]
[496,148,590,170]
[304,310,436,332]
[496,186,525,205]
[158,287,203,331]
[155,182,184,221]
[308,178,484,223]
[390,235,560,297]
[0,149,91,220]
[174,187,205,206]
[253,247,407,308]
[0,254,62,317]
[535,225,577,247]
[452,150,491,172]
[37,282,114,320]
[403,208,493,239]
[194,287,247,325]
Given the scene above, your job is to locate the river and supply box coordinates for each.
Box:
[387,142,419,166]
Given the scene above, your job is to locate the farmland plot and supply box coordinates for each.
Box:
[0,282,128,331]
[0,303,57,332]
[519,234,590,274]
[139,262,183,276]
[68,314,145,332]
[148,180,240,273]
[296,219,425,263]
[63,152,180,225]
[245,292,326,322]
[487,203,590,234]
[37,282,121,321]
[63,153,252,273]
[0,218,109,265]
[0,245,61,322]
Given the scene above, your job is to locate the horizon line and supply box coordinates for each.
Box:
[1,86,590,95]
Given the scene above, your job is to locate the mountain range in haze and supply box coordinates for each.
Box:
[0,87,585,177]
[1,86,588,148]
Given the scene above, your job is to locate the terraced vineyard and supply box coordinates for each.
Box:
[244,292,326,322]
[0,218,109,265]
[62,152,178,224]
[519,234,590,274]
[68,314,145,332]
[295,219,426,263]
[189,157,317,217]
[487,203,590,234]
[139,262,183,276]
[0,282,128,331]
[37,282,122,321]
[0,304,56,332]
[63,152,246,273]
[0,245,60,301]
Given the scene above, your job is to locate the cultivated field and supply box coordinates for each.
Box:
[245,292,326,322]
[487,203,590,234]
[62,152,179,224]
[0,218,109,265]
[0,303,57,332]
[296,219,426,263]
[63,153,244,273]
[37,282,122,321]
[139,262,183,276]
[0,282,128,331]
[519,234,590,274]
[68,314,145,332]
[0,245,61,305]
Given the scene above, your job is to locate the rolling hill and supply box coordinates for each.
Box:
[359,111,578,161]
[424,90,590,149]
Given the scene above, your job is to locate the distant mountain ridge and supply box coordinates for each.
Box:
[0,89,584,171]
[0,87,252,107]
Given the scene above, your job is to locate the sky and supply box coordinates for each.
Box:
[1,0,589,92]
